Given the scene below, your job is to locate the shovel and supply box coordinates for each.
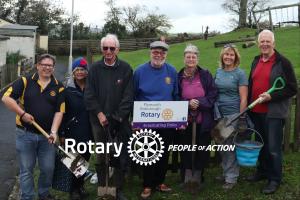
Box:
[212,77,285,144]
[97,125,117,199]
[32,121,89,178]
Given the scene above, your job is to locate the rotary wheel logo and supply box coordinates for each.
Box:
[128,129,164,166]
[162,108,173,120]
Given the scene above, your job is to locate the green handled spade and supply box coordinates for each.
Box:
[212,77,285,144]
[226,77,285,126]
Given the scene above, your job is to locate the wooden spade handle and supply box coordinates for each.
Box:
[32,121,51,139]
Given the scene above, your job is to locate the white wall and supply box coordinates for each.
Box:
[6,36,35,59]
[39,35,48,51]
[0,40,7,66]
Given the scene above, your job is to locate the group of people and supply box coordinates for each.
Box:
[1,29,297,200]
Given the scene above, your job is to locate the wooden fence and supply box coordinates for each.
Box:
[49,35,206,62]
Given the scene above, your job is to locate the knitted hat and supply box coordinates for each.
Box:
[72,57,88,73]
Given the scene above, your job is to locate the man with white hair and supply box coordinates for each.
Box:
[246,29,297,194]
[84,34,133,200]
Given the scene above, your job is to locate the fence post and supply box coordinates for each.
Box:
[294,90,300,151]
[284,101,292,152]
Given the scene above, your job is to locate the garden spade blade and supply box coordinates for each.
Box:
[32,121,89,178]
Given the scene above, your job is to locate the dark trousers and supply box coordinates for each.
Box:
[179,124,211,171]
[90,115,128,189]
[250,112,284,183]
[143,129,173,188]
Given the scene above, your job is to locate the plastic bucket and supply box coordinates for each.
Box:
[233,128,264,167]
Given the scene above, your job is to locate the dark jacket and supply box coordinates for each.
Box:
[178,66,218,132]
[60,80,93,143]
[248,50,298,118]
[84,57,134,138]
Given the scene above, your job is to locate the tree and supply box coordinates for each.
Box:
[0,0,15,20]
[123,6,172,38]
[239,0,247,28]
[222,0,272,28]
[102,0,128,38]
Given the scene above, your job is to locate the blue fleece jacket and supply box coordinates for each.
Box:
[133,62,179,101]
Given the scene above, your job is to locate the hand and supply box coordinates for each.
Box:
[21,113,34,124]
[48,132,57,144]
[97,112,108,127]
[189,99,199,110]
[176,124,187,130]
[259,92,271,103]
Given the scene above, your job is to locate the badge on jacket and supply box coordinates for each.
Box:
[165,77,171,84]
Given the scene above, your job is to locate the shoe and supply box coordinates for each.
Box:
[90,173,98,184]
[246,173,267,182]
[83,170,94,181]
[262,181,279,194]
[156,183,172,192]
[39,194,56,200]
[222,182,236,190]
[141,187,151,199]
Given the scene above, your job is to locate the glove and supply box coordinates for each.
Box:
[237,116,247,132]
[107,115,121,136]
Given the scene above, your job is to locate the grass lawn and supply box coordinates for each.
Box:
[50,151,300,200]
[94,27,300,79]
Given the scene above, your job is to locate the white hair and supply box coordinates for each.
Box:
[100,33,120,48]
[258,29,275,43]
[184,44,199,55]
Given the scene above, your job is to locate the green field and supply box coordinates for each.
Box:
[95,27,300,79]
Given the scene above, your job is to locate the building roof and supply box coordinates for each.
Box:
[0,35,9,41]
[0,23,38,30]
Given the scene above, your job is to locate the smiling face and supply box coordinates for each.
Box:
[184,52,198,69]
[73,67,88,81]
[222,48,236,68]
[258,32,275,58]
[150,48,167,67]
[36,58,55,79]
[101,38,119,64]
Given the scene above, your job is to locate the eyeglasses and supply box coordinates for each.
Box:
[151,50,166,56]
[103,46,116,51]
[224,44,236,48]
[39,63,54,68]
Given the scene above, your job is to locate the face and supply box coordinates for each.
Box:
[184,52,198,68]
[36,58,54,78]
[222,48,236,68]
[258,33,275,57]
[150,48,167,67]
[73,67,87,81]
[101,39,119,62]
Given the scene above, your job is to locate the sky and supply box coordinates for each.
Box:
[62,0,299,33]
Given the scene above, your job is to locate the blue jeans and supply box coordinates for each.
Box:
[249,112,284,183]
[16,128,55,200]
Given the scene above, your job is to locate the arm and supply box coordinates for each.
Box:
[48,112,64,143]
[113,68,134,122]
[196,71,218,111]
[239,86,248,112]
[84,65,103,115]
[2,95,34,123]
